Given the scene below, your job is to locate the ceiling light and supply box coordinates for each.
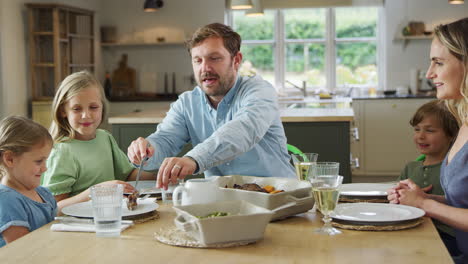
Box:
[144,0,164,12]
[448,0,464,4]
[246,0,264,16]
[231,0,253,10]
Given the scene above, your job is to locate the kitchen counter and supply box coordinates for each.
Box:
[108,103,354,124]
[0,203,451,263]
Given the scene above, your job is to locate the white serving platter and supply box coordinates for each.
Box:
[339,183,396,197]
[62,198,159,218]
[331,203,425,225]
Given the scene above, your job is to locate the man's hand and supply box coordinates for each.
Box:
[157,157,197,190]
[128,137,155,164]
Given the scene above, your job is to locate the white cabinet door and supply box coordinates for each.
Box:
[353,98,433,177]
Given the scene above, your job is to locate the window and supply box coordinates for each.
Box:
[230,6,380,94]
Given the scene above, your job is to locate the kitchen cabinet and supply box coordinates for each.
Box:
[27,3,94,128]
[351,98,433,178]
[111,122,352,183]
[283,122,351,183]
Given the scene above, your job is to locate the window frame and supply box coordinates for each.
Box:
[227,6,385,93]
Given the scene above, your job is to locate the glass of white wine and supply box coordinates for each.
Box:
[311,175,344,235]
[291,153,319,180]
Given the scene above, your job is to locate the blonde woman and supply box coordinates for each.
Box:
[388,18,468,262]
[42,71,155,212]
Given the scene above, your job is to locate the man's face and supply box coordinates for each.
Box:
[191,37,242,101]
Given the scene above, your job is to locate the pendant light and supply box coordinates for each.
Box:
[246,0,264,16]
[448,0,464,4]
[231,0,253,10]
[144,0,164,12]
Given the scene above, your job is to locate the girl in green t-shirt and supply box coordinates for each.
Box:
[41,71,156,212]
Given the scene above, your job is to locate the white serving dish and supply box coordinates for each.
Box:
[212,175,314,221]
[173,200,273,246]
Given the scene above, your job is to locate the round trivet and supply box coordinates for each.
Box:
[331,217,424,231]
[124,210,160,224]
[154,227,258,248]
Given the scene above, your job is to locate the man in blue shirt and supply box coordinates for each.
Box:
[127,23,295,189]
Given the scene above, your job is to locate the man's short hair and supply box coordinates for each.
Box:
[186,23,241,57]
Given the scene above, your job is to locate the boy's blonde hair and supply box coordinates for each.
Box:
[410,100,460,142]
[50,71,109,142]
[434,18,468,125]
[0,116,52,178]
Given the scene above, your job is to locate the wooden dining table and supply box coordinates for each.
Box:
[0,202,452,264]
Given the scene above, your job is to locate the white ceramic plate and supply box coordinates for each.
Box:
[331,203,424,224]
[126,180,177,195]
[62,198,159,218]
[339,183,396,197]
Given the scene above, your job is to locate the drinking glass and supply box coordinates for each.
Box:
[90,184,123,237]
[291,153,319,180]
[311,175,343,235]
[309,162,340,180]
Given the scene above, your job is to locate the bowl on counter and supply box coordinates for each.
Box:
[383,90,397,96]
[212,175,315,221]
[173,200,273,246]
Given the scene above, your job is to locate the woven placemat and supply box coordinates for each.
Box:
[331,217,424,231]
[124,210,160,224]
[154,227,258,248]
[339,197,389,203]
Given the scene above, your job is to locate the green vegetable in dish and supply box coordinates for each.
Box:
[197,211,230,219]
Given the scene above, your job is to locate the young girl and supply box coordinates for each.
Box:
[41,71,155,212]
[0,116,57,247]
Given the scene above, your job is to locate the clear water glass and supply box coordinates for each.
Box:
[311,175,343,235]
[291,153,319,180]
[310,162,340,180]
[90,184,123,237]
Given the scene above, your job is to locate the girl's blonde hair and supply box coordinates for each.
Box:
[0,116,52,178]
[50,71,109,142]
[434,18,468,125]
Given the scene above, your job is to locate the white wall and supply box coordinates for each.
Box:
[384,0,468,91]
[0,0,101,119]
[99,0,225,99]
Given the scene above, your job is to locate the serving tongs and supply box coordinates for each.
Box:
[127,156,149,210]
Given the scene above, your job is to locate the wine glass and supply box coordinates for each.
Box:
[291,153,318,180]
[311,175,343,235]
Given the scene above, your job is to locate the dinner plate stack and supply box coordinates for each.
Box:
[338,183,395,203]
[330,203,425,231]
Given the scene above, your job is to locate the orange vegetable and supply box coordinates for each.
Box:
[263,185,275,193]
[270,190,284,194]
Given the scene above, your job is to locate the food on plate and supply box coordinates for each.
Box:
[197,211,230,219]
[227,183,284,194]
[126,191,139,210]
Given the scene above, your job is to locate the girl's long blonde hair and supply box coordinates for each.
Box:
[49,71,109,142]
[0,116,52,178]
[434,18,468,125]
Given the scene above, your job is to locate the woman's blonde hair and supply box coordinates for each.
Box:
[434,17,468,125]
[0,116,52,178]
[49,71,109,142]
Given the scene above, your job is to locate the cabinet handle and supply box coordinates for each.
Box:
[351,127,359,141]
[350,156,360,169]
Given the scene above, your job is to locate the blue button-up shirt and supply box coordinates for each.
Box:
[145,74,295,178]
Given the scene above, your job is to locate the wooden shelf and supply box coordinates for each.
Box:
[69,64,94,67]
[34,63,55,67]
[395,34,433,40]
[101,41,185,47]
[69,33,94,39]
